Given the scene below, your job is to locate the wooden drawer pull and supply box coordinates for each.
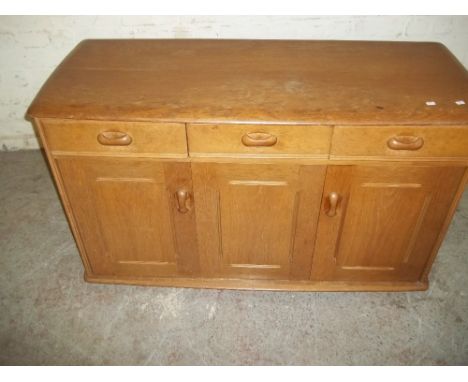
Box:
[175,189,191,213]
[326,192,341,217]
[241,132,278,147]
[387,135,424,151]
[97,131,132,146]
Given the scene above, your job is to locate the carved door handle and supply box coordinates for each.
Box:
[97,131,132,146]
[241,132,278,147]
[175,189,190,213]
[387,135,424,151]
[326,192,341,217]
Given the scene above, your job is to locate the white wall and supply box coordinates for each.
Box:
[1,15,467,150]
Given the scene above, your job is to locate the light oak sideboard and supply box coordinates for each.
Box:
[28,39,468,291]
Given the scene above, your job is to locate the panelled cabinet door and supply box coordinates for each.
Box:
[311,165,465,282]
[56,157,199,278]
[192,163,326,280]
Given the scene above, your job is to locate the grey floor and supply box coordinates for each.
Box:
[0,150,467,365]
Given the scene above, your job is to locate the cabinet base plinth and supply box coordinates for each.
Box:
[84,272,429,292]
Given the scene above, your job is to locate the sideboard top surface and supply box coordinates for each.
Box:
[28,39,468,125]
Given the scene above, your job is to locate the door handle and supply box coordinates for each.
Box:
[97,131,133,146]
[241,132,278,147]
[175,189,191,213]
[387,135,424,151]
[326,192,341,217]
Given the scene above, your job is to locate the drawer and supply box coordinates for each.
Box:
[40,119,188,157]
[187,124,332,158]
[331,126,468,160]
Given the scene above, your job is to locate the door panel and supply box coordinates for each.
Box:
[312,165,465,282]
[336,183,430,270]
[192,163,326,280]
[220,179,297,276]
[56,157,199,278]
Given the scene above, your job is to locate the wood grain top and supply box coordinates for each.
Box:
[27,39,468,125]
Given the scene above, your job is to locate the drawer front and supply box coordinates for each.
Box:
[331,126,468,160]
[40,119,188,157]
[187,124,332,158]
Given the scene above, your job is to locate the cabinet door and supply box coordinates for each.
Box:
[192,163,326,280]
[311,165,465,282]
[56,157,199,278]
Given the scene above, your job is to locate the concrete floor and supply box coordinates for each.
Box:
[0,150,467,365]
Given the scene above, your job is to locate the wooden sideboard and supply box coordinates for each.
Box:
[28,39,468,291]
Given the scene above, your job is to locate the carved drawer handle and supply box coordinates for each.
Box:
[97,131,133,146]
[175,189,191,213]
[241,132,278,147]
[326,192,341,217]
[387,135,424,151]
